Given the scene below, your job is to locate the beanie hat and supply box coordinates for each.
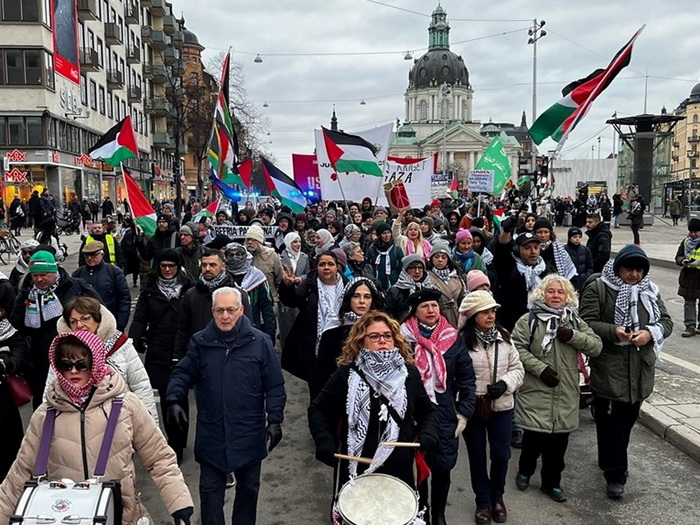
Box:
[260,207,275,218]
[344,224,361,238]
[295,212,307,224]
[533,217,553,232]
[178,225,194,237]
[29,251,58,273]
[458,290,500,319]
[407,288,442,316]
[373,206,388,217]
[157,213,169,222]
[431,199,442,208]
[206,234,232,250]
[20,239,40,250]
[568,227,583,239]
[82,241,105,254]
[455,229,473,243]
[430,240,452,259]
[325,209,337,220]
[420,216,434,229]
[157,248,181,266]
[375,222,391,235]
[245,224,265,244]
[688,218,700,232]
[331,247,347,268]
[402,254,425,271]
[613,244,650,277]
[466,270,490,292]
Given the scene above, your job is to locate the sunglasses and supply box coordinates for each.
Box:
[56,359,89,372]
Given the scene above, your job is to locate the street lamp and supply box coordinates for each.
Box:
[441,82,451,178]
[528,19,546,174]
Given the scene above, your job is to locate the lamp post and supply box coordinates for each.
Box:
[528,19,546,175]
[441,82,451,179]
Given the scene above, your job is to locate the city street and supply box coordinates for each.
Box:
[9,222,700,524]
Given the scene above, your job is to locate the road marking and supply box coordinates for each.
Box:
[663,353,700,375]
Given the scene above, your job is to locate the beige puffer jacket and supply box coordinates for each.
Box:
[0,373,192,524]
[470,331,525,412]
[252,244,284,302]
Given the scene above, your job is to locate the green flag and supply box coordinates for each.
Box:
[475,137,511,195]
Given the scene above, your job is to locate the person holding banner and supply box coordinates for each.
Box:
[392,211,433,262]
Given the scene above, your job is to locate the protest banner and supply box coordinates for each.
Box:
[468,170,494,194]
[213,224,278,239]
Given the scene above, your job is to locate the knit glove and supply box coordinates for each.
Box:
[419,432,438,452]
[485,380,507,400]
[266,423,283,452]
[454,413,468,437]
[556,327,574,343]
[540,366,560,388]
[172,507,193,525]
[315,444,338,467]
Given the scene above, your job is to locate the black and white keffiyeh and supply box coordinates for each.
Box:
[316,275,344,353]
[432,267,454,284]
[529,300,579,354]
[514,256,546,294]
[550,241,577,280]
[157,276,183,300]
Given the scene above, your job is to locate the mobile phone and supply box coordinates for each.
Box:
[624,326,632,334]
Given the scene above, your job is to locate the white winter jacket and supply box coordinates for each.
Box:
[44,306,159,423]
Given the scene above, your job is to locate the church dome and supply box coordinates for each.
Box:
[689,82,700,103]
[408,4,469,89]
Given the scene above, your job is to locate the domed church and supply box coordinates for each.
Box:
[392,4,521,189]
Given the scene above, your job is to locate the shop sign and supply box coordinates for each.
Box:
[52,151,61,163]
[75,154,93,165]
[5,149,27,162]
[4,168,29,182]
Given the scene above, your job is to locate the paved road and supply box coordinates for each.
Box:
[11,229,700,524]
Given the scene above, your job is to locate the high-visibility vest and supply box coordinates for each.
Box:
[686,241,700,269]
[86,235,116,265]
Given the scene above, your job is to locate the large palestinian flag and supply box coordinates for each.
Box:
[261,157,307,213]
[122,167,156,236]
[321,127,382,177]
[529,26,644,147]
[87,116,138,167]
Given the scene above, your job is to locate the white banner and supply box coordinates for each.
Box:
[212,225,278,239]
[468,169,494,194]
[376,154,436,208]
[314,123,393,202]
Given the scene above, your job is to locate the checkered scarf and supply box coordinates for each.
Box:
[24,275,62,329]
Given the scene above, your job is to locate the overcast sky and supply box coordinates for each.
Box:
[173,0,699,174]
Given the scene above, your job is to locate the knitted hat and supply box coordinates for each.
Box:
[455,229,473,243]
[533,217,553,232]
[157,213,169,222]
[82,241,105,254]
[20,239,40,250]
[431,199,442,208]
[568,227,583,239]
[325,209,337,220]
[331,247,347,268]
[29,251,58,273]
[458,290,500,319]
[402,254,425,271]
[407,288,442,315]
[178,225,194,237]
[245,224,265,244]
[344,223,362,238]
[157,248,181,266]
[375,222,391,235]
[260,208,275,218]
[613,244,650,277]
[373,206,388,217]
[295,212,307,224]
[430,240,452,259]
[420,216,434,229]
[466,270,490,292]
[688,218,700,232]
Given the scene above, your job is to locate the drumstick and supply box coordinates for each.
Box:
[380,441,421,448]
[334,453,374,465]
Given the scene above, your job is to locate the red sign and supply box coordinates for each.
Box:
[52,151,60,163]
[51,1,79,85]
[292,153,320,193]
[4,168,28,182]
[5,149,27,162]
[75,154,93,165]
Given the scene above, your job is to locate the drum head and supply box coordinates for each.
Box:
[337,473,418,525]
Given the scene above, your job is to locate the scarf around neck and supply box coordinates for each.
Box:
[514,256,546,294]
[432,267,454,284]
[475,326,498,348]
[25,275,62,329]
[373,243,395,279]
[402,316,456,403]
[394,269,434,294]
[199,269,228,291]
[549,241,577,280]
[529,300,579,354]
[684,235,700,258]
[347,348,408,478]
[157,276,183,301]
[316,275,344,353]
[453,247,475,272]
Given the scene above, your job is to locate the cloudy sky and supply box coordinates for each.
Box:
[174,0,699,174]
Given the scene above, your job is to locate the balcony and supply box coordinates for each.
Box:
[150,0,166,16]
[689,136,700,143]
[170,60,185,78]
[140,0,151,7]
[165,84,185,102]
[104,23,122,45]
[106,70,124,91]
[126,45,140,65]
[163,14,176,35]
[124,1,139,24]
[77,0,98,20]
[163,47,177,66]
[79,48,99,72]
[172,31,184,49]
[688,150,697,158]
[151,30,166,51]
[145,97,171,117]
[152,132,170,148]
[144,64,168,84]
[128,86,142,103]
[141,26,152,43]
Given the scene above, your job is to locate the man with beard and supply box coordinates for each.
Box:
[175,224,203,279]
[244,225,284,305]
[78,220,124,269]
[141,214,178,267]
[586,213,612,273]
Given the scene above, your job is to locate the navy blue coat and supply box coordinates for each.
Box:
[564,242,594,291]
[166,316,286,472]
[72,262,131,330]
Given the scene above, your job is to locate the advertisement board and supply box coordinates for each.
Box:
[52,0,80,85]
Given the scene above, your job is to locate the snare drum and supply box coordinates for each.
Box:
[336,473,419,525]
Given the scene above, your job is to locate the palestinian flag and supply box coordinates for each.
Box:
[261,157,307,214]
[529,26,644,147]
[322,127,382,177]
[87,116,138,167]
[122,167,156,237]
[492,208,505,228]
[193,199,220,222]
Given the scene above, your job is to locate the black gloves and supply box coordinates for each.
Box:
[316,445,338,467]
[485,380,507,400]
[266,423,283,452]
[172,506,193,525]
[166,402,189,436]
[540,366,560,388]
[500,216,516,234]
[556,327,574,343]
[419,433,438,452]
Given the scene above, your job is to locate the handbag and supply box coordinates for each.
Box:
[5,375,32,407]
[474,340,500,421]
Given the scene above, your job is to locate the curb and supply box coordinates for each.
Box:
[639,404,700,464]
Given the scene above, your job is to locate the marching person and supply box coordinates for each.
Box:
[427,240,467,328]
[392,210,433,261]
[511,275,602,503]
[580,245,673,499]
[278,231,310,346]
[0,330,194,524]
[167,287,285,525]
[564,227,594,291]
[627,195,644,246]
[385,254,437,322]
[675,218,700,337]
[401,289,476,525]
[365,222,404,291]
[585,213,612,273]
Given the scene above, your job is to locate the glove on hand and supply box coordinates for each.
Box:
[266,423,283,452]
[689,259,700,268]
[454,413,468,437]
[419,432,438,452]
[172,506,193,525]
[316,444,338,467]
[540,366,560,388]
[485,380,507,400]
[556,327,574,343]
[166,403,189,436]
[500,216,516,234]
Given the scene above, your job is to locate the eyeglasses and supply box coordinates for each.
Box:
[364,332,394,342]
[213,307,240,316]
[69,314,93,327]
[159,263,178,269]
[406,265,423,271]
[85,251,103,258]
[56,359,89,372]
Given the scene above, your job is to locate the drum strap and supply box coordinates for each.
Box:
[351,366,405,425]
[34,408,57,478]
[94,395,125,478]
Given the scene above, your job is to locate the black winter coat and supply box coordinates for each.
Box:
[175,243,203,279]
[0,331,29,480]
[675,240,700,300]
[72,263,131,330]
[308,364,439,488]
[564,242,594,291]
[166,317,286,472]
[141,228,178,264]
[128,272,194,391]
[0,277,17,318]
[585,222,612,273]
[311,324,351,402]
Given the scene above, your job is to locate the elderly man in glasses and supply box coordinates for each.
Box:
[167,286,286,525]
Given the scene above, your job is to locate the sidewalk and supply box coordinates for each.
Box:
[0,229,86,276]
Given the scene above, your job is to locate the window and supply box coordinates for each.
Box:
[87,30,94,51]
[2,0,39,22]
[98,85,105,114]
[419,100,428,120]
[693,158,698,169]
[107,92,113,118]
[26,116,41,145]
[694,114,699,124]
[7,116,25,145]
[96,38,103,67]
[41,0,50,26]
[80,74,87,105]
[441,99,449,119]
[5,49,23,84]
[0,117,6,144]
[43,50,53,89]
[115,96,120,119]
[189,72,198,86]
[89,79,97,110]
[121,100,126,119]
[0,49,46,86]
[24,49,40,84]
[46,116,56,147]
